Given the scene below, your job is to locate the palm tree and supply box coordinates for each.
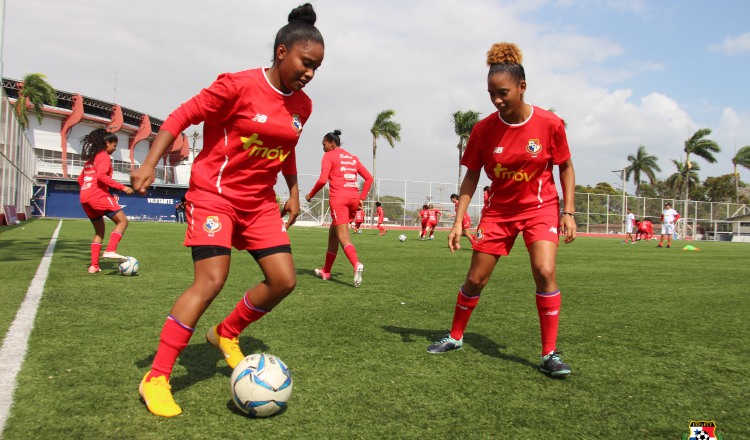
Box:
[732,145,750,203]
[451,110,481,185]
[370,109,402,198]
[14,73,57,129]
[683,128,720,208]
[665,159,701,199]
[625,145,661,197]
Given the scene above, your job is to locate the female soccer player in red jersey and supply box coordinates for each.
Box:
[419,203,430,240]
[375,201,386,236]
[77,128,134,273]
[353,207,364,233]
[427,42,577,378]
[426,204,441,240]
[450,193,476,245]
[130,4,325,417]
[306,130,373,287]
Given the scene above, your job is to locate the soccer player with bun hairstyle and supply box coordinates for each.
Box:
[77,128,134,273]
[428,42,577,377]
[130,3,324,417]
[306,129,373,287]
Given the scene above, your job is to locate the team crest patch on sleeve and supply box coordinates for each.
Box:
[291,114,303,135]
[203,216,222,236]
[683,421,722,440]
[526,139,542,156]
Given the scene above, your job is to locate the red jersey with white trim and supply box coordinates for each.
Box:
[78,150,126,203]
[428,209,441,222]
[462,105,571,220]
[308,148,373,200]
[419,209,429,222]
[160,68,311,208]
[355,209,364,222]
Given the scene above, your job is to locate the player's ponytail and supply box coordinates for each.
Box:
[80,128,118,161]
[273,3,324,60]
[486,42,525,83]
[324,129,342,146]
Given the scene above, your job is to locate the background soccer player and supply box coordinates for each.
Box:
[426,204,441,240]
[77,128,134,273]
[353,207,364,233]
[418,203,430,240]
[375,201,386,236]
[130,3,325,417]
[623,207,636,244]
[427,42,577,378]
[658,203,679,248]
[306,130,373,287]
[450,193,476,245]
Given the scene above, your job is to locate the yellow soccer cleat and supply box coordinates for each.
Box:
[139,372,182,417]
[206,325,245,369]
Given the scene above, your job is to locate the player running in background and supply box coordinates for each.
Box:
[623,207,636,244]
[77,128,134,273]
[658,203,679,248]
[427,42,577,378]
[450,193,475,245]
[353,207,364,233]
[130,3,325,417]
[375,201,386,236]
[418,203,430,240]
[306,130,373,286]
[426,204,441,240]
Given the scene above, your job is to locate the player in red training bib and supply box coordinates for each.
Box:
[375,201,386,236]
[418,204,430,240]
[306,130,373,287]
[427,42,577,378]
[353,207,364,233]
[130,4,325,418]
[426,204,441,240]
[450,193,475,246]
[77,128,134,273]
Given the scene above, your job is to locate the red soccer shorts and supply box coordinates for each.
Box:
[329,196,359,226]
[427,221,438,229]
[184,194,289,251]
[472,210,560,256]
[81,195,122,219]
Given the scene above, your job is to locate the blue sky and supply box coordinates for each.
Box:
[3,0,749,194]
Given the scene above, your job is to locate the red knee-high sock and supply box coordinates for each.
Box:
[90,242,101,267]
[323,251,337,273]
[217,293,269,339]
[536,290,561,356]
[148,315,194,380]
[429,228,435,237]
[105,231,123,252]
[343,244,359,268]
[420,227,426,238]
[449,288,480,340]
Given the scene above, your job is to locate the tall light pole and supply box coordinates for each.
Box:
[612,169,626,232]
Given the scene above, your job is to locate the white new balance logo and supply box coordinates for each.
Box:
[549,227,558,234]
[493,146,504,154]
[252,114,268,123]
[545,310,559,316]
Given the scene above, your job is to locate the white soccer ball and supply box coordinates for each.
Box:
[118,256,139,276]
[230,353,293,417]
[398,234,407,242]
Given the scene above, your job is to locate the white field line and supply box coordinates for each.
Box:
[0,220,63,437]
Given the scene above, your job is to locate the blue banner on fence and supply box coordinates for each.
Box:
[43,179,188,222]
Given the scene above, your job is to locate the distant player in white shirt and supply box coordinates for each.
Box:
[623,208,636,244]
[658,203,679,248]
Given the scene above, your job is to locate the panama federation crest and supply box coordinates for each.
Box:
[203,215,222,237]
[291,114,303,135]
[682,421,722,440]
[526,139,542,156]
[475,228,484,241]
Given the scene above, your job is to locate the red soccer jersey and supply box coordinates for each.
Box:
[308,148,373,200]
[160,68,311,208]
[462,105,571,220]
[420,209,429,222]
[355,209,364,222]
[428,209,441,222]
[78,150,126,203]
[376,206,384,223]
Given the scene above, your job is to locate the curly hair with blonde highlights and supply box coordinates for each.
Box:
[486,42,525,83]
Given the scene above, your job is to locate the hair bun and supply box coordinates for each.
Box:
[486,42,523,66]
[288,3,316,26]
[333,129,342,136]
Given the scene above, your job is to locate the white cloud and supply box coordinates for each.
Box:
[711,32,750,55]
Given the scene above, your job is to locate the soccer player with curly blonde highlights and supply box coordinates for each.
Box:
[428,42,577,378]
